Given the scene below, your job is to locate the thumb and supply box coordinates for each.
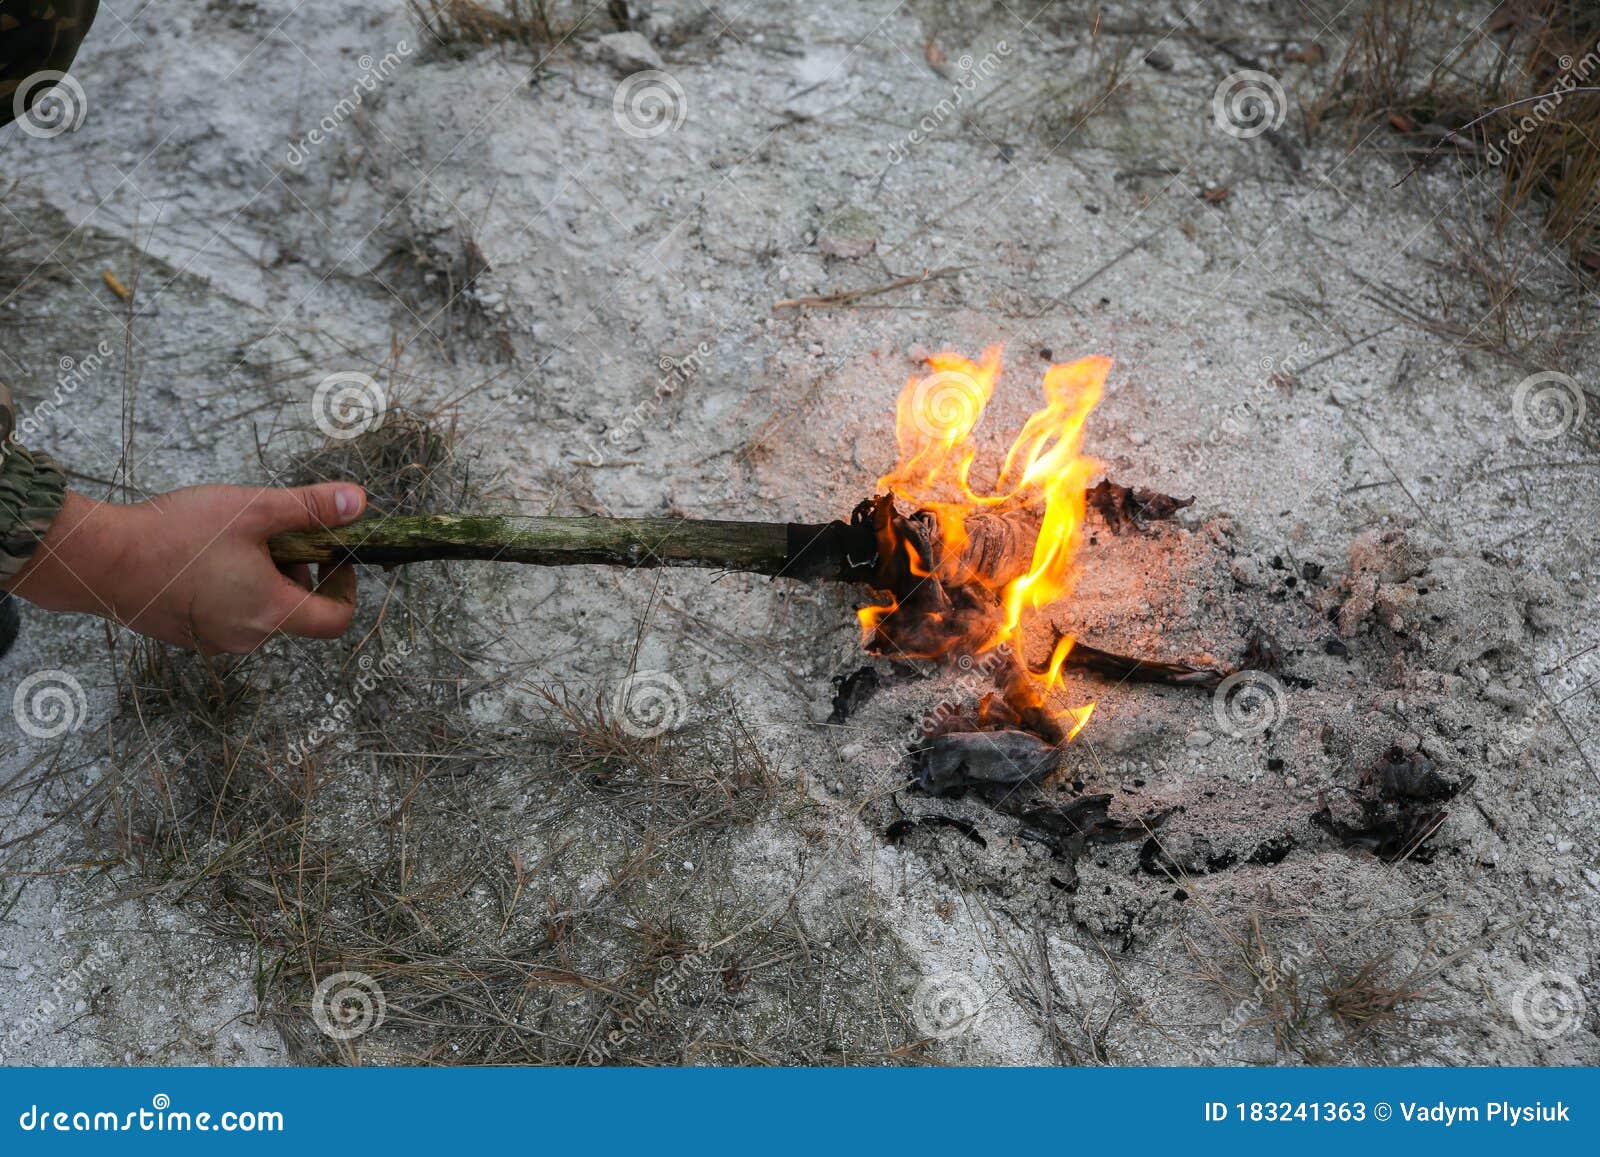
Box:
[254,482,367,535]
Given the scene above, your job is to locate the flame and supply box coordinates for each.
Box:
[864,345,1107,739]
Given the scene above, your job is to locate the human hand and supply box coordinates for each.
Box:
[7,482,368,654]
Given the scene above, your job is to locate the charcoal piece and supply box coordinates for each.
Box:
[1312,807,1446,863]
[1021,794,1170,889]
[0,593,18,661]
[827,665,881,724]
[1372,748,1468,802]
[884,815,988,849]
[1086,478,1194,533]
[912,729,1060,796]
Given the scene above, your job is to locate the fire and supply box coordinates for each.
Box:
[862,345,1107,741]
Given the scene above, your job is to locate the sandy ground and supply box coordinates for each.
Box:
[1,0,1596,1064]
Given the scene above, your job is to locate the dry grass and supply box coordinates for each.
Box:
[74,416,923,1065]
[1313,0,1600,275]
[408,0,622,53]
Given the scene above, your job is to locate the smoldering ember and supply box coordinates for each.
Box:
[0,0,1596,1077]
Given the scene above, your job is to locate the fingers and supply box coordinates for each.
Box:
[267,564,358,640]
[314,560,357,606]
[251,482,367,536]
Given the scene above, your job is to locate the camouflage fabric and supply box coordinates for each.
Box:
[0,384,67,583]
[0,0,98,127]
[0,0,94,576]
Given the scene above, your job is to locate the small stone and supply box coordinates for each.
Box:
[1184,730,1214,749]
[682,860,694,871]
[1396,733,1421,754]
[593,31,663,73]
[1555,840,1574,855]
[1128,431,1149,446]
[818,206,879,259]
[1583,868,1599,888]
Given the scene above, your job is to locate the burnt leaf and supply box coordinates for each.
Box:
[1086,478,1195,533]
[884,815,988,848]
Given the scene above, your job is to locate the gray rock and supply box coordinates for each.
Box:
[594,31,664,74]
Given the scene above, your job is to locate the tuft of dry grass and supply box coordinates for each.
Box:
[407,1,626,54]
[1312,0,1600,275]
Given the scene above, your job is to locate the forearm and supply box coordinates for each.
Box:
[4,490,124,616]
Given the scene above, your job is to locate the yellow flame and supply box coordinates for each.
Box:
[874,346,1106,738]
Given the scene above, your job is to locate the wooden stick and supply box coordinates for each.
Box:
[772,265,964,311]
[269,506,1227,689]
[269,513,878,581]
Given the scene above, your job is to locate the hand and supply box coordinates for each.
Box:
[7,482,368,654]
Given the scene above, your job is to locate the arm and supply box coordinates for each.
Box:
[0,0,99,128]
[2,385,368,655]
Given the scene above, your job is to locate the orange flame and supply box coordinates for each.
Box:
[865,345,1107,739]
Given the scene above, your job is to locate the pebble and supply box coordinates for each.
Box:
[1184,730,1214,749]
[1583,868,1600,888]
[1396,732,1421,753]
[1128,431,1149,446]
[1555,840,1574,855]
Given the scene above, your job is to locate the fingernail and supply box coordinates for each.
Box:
[335,486,361,518]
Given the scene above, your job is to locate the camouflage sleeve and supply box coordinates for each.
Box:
[0,383,68,584]
[0,0,99,128]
